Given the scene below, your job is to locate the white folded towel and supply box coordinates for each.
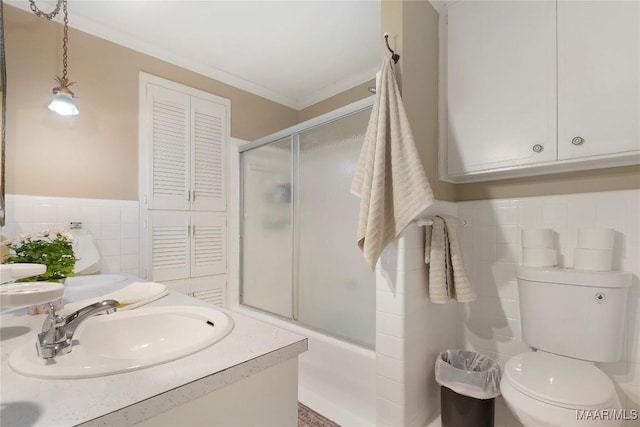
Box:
[426,215,476,304]
[61,281,168,315]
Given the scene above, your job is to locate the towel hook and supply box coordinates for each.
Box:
[383,32,400,64]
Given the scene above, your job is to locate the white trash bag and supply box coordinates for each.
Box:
[435,350,502,400]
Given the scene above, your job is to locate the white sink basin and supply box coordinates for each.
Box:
[9,306,233,379]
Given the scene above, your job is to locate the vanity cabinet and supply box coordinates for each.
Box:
[442,0,640,182]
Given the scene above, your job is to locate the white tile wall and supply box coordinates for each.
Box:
[375,200,458,427]
[1,194,140,277]
[458,189,640,424]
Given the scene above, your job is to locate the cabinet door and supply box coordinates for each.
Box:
[147,84,191,210]
[558,1,640,160]
[190,213,226,278]
[148,211,190,282]
[191,97,227,212]
[447,1,557,175]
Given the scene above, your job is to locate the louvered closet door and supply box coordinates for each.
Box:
[191,97,227,212]
[148,84,191,210]
[190,213,226,277]
[148,212,190,282]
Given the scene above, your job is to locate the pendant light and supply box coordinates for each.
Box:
[30,0,78,116]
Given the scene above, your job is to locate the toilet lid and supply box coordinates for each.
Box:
[505,352,616,409]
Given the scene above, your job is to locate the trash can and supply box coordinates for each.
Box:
[435,350,502,427]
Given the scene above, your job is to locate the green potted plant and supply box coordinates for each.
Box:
[3,229,76,313]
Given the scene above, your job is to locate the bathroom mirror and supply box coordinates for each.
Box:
[0,0,5,226]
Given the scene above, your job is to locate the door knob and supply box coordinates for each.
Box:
[571,136,585,145]
[532,144,544,153]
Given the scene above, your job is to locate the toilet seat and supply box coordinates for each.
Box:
[504,351,618,410]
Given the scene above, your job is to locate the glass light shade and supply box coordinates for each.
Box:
[48,92,79,116]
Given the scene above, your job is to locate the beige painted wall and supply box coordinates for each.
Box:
[4,6,298,200]
[457,165,640,201]
[382,0,457,202]
[297,79,375,123]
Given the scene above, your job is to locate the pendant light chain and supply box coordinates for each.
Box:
[28,0,62,21]
[61,0,69,82]
[29,0,73,89]
[30,0,79,115]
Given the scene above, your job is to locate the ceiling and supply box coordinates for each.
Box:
[8,0,382,110]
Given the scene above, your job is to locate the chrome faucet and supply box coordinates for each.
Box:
[37,299,119,359]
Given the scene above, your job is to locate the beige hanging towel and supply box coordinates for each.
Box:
[425,215,476,303]
[351,59,434,269]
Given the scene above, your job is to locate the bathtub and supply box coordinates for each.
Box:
[234,306,376,427]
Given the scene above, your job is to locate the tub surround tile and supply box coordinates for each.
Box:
[32,203,57,223]
[1,194,140,276]
[542,202,568,225]
[377,289,406,316]
[375,200,458,427]
[496,243,519,264]
[121,254,140,273]
[517,201,543,226]
[476,204,498,226]
[377,354,405,383]
[376,312,404,338]
[100,239,121,257]
[497,225,519,244]
[377,375,406,406]
[121,223,139,239]
[121,238,139,256]
[57,204,80,222]
[11,198,34,223]
[80,206,102,224]
[101,206,122,224]
[377,333,405,360]
[496,206,518,226]
[121,206,139,224]
[377,397,406,427]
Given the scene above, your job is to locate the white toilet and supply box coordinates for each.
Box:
[501,267,631,427]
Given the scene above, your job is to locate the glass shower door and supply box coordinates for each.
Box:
[241,138,293,319]
[296,110,375,347]
[240,106,375,348]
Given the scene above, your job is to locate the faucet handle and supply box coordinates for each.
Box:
[41,302,64,333]
[37,303,71,359]
[36,299,119,360]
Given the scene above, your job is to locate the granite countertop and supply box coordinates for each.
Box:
[0,275,307,426]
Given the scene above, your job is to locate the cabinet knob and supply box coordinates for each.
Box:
[532,144,544,153]
[571,136,585,145]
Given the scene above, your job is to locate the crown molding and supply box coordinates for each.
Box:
[7,1,302,109]
[296,65,380,110]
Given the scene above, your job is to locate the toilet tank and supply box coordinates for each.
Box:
[517,267,631,363]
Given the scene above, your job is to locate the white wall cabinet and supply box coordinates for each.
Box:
[143,82,227,212]
[441,0,640,182]
[557,0,640,161]
[146,211,227,283]
[446,1,557,175]
[139,73,230,299]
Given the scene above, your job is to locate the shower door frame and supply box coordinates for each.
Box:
[238,96,374,332]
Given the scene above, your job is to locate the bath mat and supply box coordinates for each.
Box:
[298,402,341,427]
